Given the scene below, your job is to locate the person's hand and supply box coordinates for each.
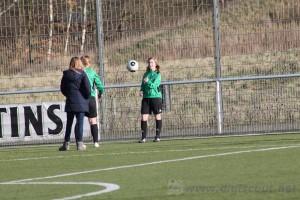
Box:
[139,92,143,97]
[98,94,102,101]
[143,77,148,83]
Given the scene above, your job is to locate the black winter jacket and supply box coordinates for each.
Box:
[60,69,91,112]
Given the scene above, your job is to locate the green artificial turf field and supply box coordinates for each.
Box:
[0,133,299,200]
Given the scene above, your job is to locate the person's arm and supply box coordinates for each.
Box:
[93,71,104,95]
[139,73,146,96]
[60,74,67,97]
[82,74,91,99]
[145,73,161,89]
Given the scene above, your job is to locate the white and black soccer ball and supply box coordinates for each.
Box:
[126,60,139,72]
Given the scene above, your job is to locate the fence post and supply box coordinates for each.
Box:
[212,0,223,134]
[162,84,171,112]
[95,0,107,132]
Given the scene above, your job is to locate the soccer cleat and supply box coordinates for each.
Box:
[153,138,160,142]
[94,142,100,148]
[76,142,87,150]
[139,138,146,143]
[59,142,70,151]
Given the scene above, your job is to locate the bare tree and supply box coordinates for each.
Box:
[0,0,18,17]
[48,0,53,61]
[25,0,33,65]
[80,0,88,53]
[64,0,74,54]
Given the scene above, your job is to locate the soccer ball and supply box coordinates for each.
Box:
[126,60,139,72]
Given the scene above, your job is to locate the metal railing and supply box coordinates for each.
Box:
[1,0,300,146]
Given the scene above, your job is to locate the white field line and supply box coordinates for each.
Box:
[1,145,299,200]
[3,144,300,184]
[0,143,296,162]
[1,181,120,200]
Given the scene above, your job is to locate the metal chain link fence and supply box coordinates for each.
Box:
[0,0,300,146]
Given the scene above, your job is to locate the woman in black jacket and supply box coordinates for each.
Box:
[59,57,91,151]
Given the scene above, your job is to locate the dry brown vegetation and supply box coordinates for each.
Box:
[0,0,300,135]
[0,0,299,81]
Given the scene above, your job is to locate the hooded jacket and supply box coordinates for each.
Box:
[60,69,91,112]
[140,70,162,98]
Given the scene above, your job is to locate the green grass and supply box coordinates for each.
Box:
[0,133,300,200]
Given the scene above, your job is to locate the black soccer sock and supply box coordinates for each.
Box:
[156,120,162,138]
[141,121,147,139]
[91,124,99,143]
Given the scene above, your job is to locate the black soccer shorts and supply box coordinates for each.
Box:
[86,96,97,118]
[141,98,162,115]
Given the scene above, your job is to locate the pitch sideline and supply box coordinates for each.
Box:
[1,143,297,163]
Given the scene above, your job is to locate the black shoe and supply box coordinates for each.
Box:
[139,138,146,143]
[59,142,70,151]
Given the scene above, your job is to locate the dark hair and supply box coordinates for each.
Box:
[147,57,161,73]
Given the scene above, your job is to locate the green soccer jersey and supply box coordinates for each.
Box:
[140,70,162,98]
[85,67,104,97]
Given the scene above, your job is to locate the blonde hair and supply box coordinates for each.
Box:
[80,55,91,67]
[147,57,161,73]
[69,57,84,73]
